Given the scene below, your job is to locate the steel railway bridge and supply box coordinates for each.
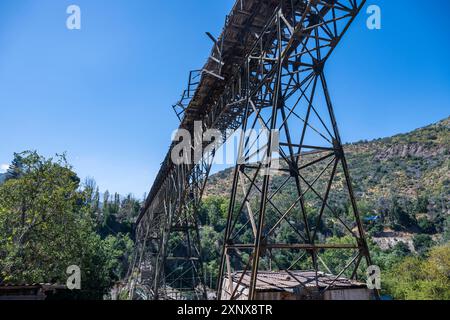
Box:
[126,0,374,300]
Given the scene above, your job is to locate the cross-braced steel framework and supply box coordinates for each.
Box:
[128,0,374,301]
[127,152,212,300]
[216,0,373,300]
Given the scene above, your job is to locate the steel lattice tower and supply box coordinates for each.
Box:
[216,0,372,300]
[128,0,374,301]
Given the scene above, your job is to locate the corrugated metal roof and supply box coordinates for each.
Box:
[227,271,366,291]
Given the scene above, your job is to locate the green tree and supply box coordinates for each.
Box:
[5,152,26,180]
[413,234,435,255]
[417,217,436,235]
[415,194,429,214]
[319,236,358,277]
[389,196,416,230]
[384,245,450,300]
[0,151,131,298]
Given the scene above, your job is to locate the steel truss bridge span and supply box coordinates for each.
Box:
[127,0,374,301]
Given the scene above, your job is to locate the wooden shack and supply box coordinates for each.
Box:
[221,271,374,300]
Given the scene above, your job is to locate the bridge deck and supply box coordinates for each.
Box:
[139,0,281,222]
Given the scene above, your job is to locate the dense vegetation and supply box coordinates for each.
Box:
[196,195,449,300]
[199,117,449,299]
[0,151,140,299]
[383,245,450,300]
[0,117,448,300]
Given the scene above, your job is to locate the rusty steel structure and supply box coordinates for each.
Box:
[127,0,374,300]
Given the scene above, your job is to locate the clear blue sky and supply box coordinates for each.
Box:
[0,0,449,197]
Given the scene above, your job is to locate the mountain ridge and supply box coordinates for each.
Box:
[204,116,449,249]
[206,116,449,200]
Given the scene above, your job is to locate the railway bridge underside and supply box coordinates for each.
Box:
[127,0,374,300]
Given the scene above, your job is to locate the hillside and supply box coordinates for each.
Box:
[347,117,449,204]
[204,117,450,249]
[0,173,5,184]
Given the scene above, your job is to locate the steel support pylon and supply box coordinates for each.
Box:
[216,0,373,300]
[127,148,213,300]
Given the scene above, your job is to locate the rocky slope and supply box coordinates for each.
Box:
[204,117,450,248]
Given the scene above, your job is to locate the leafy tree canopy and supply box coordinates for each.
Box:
[0,151,133,299]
